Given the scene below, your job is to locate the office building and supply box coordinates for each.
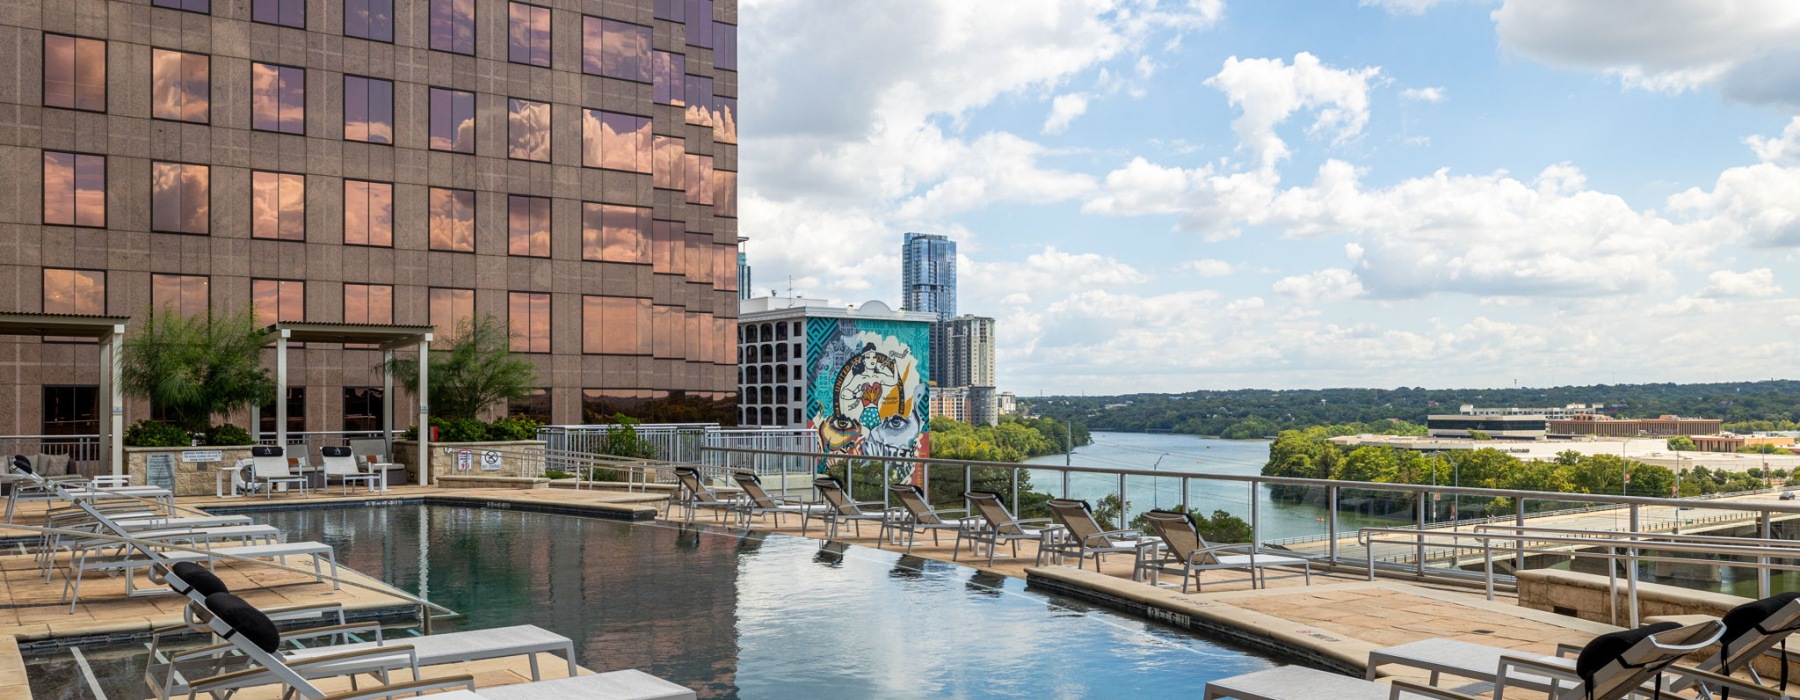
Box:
[736,237,751,301]
[900,232,955,383]
[943,314,996,424]
[0,0,742,437]
[737,297,934,458]
[930,385,971,423]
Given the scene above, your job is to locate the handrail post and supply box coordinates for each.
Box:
[1119,473,1128,528]
[1760,511,1773,598]
[1627,543,1640,628]
[1415,491,1427,577]
[1483,535,1494,601]
[1011,468,1019,516]
[1328,485,1339,567]
[1515,497,1526,572]
[1061,469,1070,499]
[922,463,931,507]
[1182,477,1192,512]
[1608,544,1619,627]
[882,462,891,509]
[1250,481,1261,554]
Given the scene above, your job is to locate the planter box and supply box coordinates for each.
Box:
[436,475,549,489]
[392,439,546,485]
[124,445,257,497]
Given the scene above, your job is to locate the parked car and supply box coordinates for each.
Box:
[1781,491,1795,501]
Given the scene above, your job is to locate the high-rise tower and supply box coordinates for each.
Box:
[901,232,956,383]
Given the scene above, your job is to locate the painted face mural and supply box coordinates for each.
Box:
[808,319,930,469]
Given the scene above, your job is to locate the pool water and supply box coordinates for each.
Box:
[28,504,1275,699]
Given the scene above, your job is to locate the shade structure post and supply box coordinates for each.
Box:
[383,349,395,462]
[101,324,124,476]
[275,329,290,456]
[417,334,431,486]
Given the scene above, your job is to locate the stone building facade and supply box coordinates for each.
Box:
[0,0,740,438]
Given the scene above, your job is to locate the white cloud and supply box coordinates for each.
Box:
[1400,86,1446,103]
[1747,116,1800,165]
[1700,268,1782,297]
[1204,52,1383,168]
[1362,0,1456,14]
[1181,259,1237,276]
[1669,164,1800,247]
[961,247,1150,315]
[1492,0,1800,104]
[1042,93,1091,135]
[1273,268,1366,303]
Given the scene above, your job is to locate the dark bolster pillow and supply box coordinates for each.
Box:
[1722,592,1800,652]
[1576,621,1681,689]
[11,456,31,474]
[321,445,353,457]
[250,445,283,458]
[171,562,229,598]
[204,592,281,653]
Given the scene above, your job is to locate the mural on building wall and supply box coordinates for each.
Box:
[807,317,931,471]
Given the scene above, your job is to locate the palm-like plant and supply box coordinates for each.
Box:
[120,306,275,433]
[387,315,538,421]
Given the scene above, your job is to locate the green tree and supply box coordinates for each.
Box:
[597,414,659,459]
[1667,436,1696,451]
[120,306,274,433]
[388,315,538,421]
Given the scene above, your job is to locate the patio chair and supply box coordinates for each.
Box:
[880,483,978,552]
[1206,665,1482,700]
[249,445,309,499]
[729,470,826,528]
[672,467,734,522]
[1040,498,1160,573]
[1139,508,1310,592]
[1369,620,1774,700]
[804,476,892,539]
[321,446,380,495]
[1667,592,1800,694]
[955,490,1059,567]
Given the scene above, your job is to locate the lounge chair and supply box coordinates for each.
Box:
[955,490,1059,566]
[879,483,977,552]
[804,476,892,539]
[1370,620,1775,700]
[249,445,309,498]
[1206,665,1479,700]
[1139,508,1310,592]
[1040,498,1160,573]
[672,467,735,522]
[729,470,826,528]
[321,446,381,495]
[1667,592,1800,693]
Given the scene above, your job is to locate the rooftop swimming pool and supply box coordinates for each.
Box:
[28,504,1275,698]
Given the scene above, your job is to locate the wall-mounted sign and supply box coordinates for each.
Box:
[145,454,176,491]
[181,450,223,463]
[456,449,473,472]
[480,451,503,471]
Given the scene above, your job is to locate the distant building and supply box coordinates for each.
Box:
[1455,404,1600,420]
[737,297,936,459]
[996,391,1018,416]
[901,232,957,384]
[944,315,996,387]
[930,385,972,423]
[1692,435,1796,452]
[737,237,752,301]
[1548,414,1723,437]
[1425,414,1550,439]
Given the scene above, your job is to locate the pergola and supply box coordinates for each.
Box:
[258,322,436,485]
[0,312,130,476]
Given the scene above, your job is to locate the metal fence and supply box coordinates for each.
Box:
[0,434,102,477]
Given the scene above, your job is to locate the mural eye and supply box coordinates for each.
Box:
[883,416,909,430]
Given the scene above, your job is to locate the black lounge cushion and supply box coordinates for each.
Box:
[170,562,229,597]
[1575,621,1680,698]
[321,445,353,457]
[11,456,31,474]
[250,445,283,458]
[1721,591,1800,686]
[204,592,281,653]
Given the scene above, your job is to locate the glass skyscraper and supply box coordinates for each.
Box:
[901,232,956,384]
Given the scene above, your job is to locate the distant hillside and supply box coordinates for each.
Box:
[1023,380,1800,438]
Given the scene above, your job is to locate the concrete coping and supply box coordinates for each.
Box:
[1515,569,1750,613]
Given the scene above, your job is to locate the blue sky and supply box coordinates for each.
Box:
[738,0,1800,395]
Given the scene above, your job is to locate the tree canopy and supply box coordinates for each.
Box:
[120,306,274,432]
[388,315,538,421]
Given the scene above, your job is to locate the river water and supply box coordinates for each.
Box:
[1022,431,1413,542]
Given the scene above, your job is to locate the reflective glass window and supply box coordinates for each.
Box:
[653,0,683,22]
[429,187,475,252]
[252,0,304,27]
[151,49,209,123]
[508,389,550,423]
[684,154,713,206]
[582,203,650,264]
[344,75,394,144]
[153,0,211,13]
[43,269,105,315]
[582,109,650,172]
[345,0,394,41]
[713,95,736,143]
[252,279,304,325]
[44,35,106,112]
[651,220,683,276]
[151,162,209,234]
[509,3,551,66]
[251,63,305,134]
[652,51,685,106]
[251,171,305,241]
[509,292,551,353]
[714,169,736,218]
[685,0,713,48]
[583,296,651,355]
[684,74,712,126]
[583,17,650,82]
[685,231,710,284]
[344,180,393,247]
[430,0,475,55]
[653,136,685,191]
[508,195,550,257]
[151,274,209,317]
[343,283,393,324]
[715,23,737,70]
[429,87,475,153]
[42,152,105,228]
[429,288,475,338]
[507,98,550,161]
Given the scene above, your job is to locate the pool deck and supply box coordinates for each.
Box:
[0,485,1642,698]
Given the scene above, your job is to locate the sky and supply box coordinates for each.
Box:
[737,0,1800,396]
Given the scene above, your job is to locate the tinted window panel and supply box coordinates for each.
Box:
[431,0,475,55]
[252,279,304,325]
[44,35,106,112]
[429,88,475,153]
[509,3,551,66]
[509,292,551,352]
[345,0,394,41]
[151,274,209,317]
[252,0,304,27]
[251,63,305,134]
[429,187,475,252]
[582,203,649,263]
[507,98,550,161]
[151,162,209,234]
[344,76,394,144]
[653,51,685,106]
[42,152,105,227]
[583,109,649,172]
[251,171,305,241]
[43,269,105,315]
[153,0,211,12]
[344,180,393,247]
[429,288,475,337]
[508,195,550,257]
[715,23,737,70]
[151,49,209,123]
[584,18,650,82]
